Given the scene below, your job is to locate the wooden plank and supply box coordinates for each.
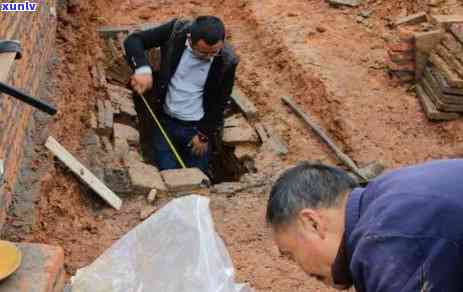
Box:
[45,136,122,210]
[281,95,367,180]
[0,53,16,82]
[231,87,258,121]
[416,84,459,120]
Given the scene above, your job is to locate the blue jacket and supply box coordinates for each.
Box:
[340,159,463,292]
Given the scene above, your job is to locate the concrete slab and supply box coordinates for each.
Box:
[113,123,139,146]
[0,243,65,292]
[125,151,167,194]
[160,168,210,192]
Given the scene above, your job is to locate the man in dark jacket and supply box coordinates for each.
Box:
[124,16,238,174]
[266,159,463,291]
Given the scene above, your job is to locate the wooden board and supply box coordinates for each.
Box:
[0,53,16,82]
[231,87,258,121]
[416,84,459,120]
[45,136,122,210]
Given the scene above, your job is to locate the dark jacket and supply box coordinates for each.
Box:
[124,18,239,137]
[334,159,463,292]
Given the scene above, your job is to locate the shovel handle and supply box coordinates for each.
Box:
[0,81,57,115]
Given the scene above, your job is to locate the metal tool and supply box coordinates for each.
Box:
[139,93,187,168]
[0,81,57,115]
[282,96,384,182]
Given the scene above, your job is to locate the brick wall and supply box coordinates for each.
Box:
[0,1,57,229]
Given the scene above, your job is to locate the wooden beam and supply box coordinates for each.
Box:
[231,87,258,121]
[45,136,122,210]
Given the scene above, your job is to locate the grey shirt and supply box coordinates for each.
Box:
[163,42,212,121]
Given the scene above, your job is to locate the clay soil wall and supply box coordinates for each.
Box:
[0,1,57,229]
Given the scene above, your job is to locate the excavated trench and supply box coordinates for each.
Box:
[6,0,462,291]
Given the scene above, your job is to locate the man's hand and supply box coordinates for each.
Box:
[190,135,208,157]
[130,74,153,95]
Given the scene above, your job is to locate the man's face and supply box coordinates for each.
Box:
[273,209,341,287]
[189,37,224,60]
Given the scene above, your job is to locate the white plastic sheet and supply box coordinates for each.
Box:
[71,195,253,292]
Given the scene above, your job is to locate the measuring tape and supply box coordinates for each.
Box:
[139,94,187,169]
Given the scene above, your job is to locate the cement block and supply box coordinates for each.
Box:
[126,152,167,194]
[160,168,210,192]
[0,243,65,292]
[394,12,427,26]
[113,123,139,146]
[114,138,130,159]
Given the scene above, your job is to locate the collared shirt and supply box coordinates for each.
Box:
[333,159,463,292]
[162,41,212,121]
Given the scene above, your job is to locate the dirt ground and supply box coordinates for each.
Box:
[3,0,463,291]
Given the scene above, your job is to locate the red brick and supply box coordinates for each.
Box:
[388,42,415,53]
[0,243,65,292]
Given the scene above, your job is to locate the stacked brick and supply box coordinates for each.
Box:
[417,23,463,120]
[0,1,57,230]
[387,36,416,83]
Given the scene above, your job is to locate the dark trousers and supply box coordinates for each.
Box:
[153,113,209,174]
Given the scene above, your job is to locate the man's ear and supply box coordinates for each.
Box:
[297,209,326,240]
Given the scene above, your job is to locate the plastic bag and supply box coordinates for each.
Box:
[71,195,253,292]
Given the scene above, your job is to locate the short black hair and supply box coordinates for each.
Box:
[190,16,225,46]
[266,161,357,227]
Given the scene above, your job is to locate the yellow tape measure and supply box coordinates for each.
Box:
[139,94,187,169]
